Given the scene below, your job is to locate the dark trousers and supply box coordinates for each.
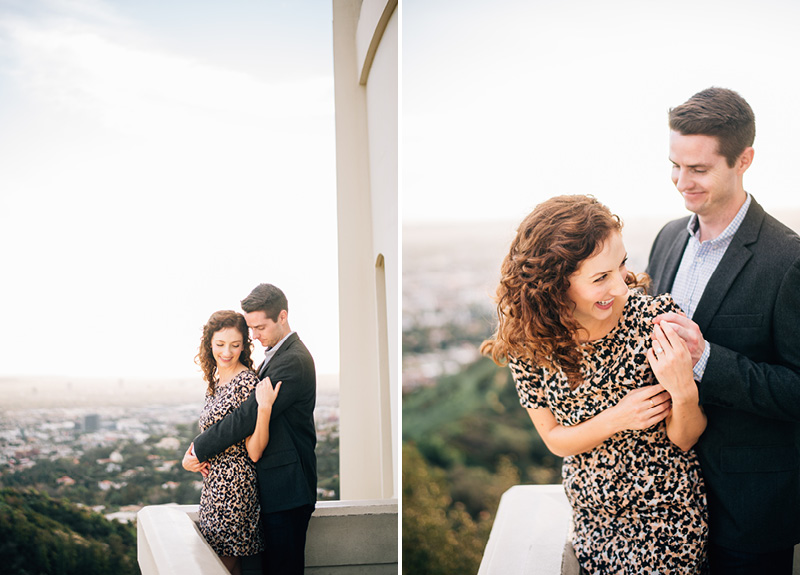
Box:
[260,504,314,575]
[708,542,794,575]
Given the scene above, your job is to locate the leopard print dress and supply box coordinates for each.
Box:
[511,291,708,574]
[198,370,264,557]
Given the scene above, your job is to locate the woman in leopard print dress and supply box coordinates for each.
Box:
[182,310,265,575]
[482,196,708,574]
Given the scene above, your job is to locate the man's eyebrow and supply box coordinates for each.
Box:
[669,157,711,168]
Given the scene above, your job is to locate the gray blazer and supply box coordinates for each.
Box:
[646,196,800,553]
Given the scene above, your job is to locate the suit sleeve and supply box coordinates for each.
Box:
[193,348,314,462]
[193,382,258,463]
[644,226,666,279]
[262,350,315,421]
[699,256,800,421]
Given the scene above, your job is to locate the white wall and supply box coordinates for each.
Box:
[331,0,398,500]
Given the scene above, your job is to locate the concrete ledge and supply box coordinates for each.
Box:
[138,505,227,575]
[306,499,398,572]
[137,500,398,575]
[479,485,800,575]
[478,485,571,575]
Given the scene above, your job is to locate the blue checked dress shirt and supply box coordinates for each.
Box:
[670,193,752,381]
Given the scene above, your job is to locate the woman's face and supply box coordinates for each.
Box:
[210,327,244,369]
[565,230,629,331]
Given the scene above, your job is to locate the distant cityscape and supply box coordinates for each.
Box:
[402,221,515,390]
[0,379,340,524]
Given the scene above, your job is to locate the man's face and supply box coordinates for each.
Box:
[244,310,287,349]
[669,131,743,218]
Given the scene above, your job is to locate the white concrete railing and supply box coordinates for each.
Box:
[137,499,398,575]
[478,485,572,575]
[479,485,800,575]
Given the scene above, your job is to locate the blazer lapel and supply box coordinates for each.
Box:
[257,332,298,378]
[657,230,689,295]
[690,198,764,332]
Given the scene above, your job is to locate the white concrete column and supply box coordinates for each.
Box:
[331,0,398,500]
[364,4,399,500]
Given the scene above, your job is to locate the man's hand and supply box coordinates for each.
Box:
[653,312,706,366]
[182,443,209,477]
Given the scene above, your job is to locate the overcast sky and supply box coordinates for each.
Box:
[5,0,800,379]
[403,0,800,228]
[0,0,339,379]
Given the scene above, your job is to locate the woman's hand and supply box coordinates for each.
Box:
[255,377,282,409]
[646,321,706,450]
[611,384,672,431]
[647,322,696,403]
[653,311,706,366]
[182,443,209,477]
[246,378,282,462]
[527,383,671,458]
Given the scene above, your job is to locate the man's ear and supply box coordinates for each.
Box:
[279,309,288,324]
[737,146,754,175]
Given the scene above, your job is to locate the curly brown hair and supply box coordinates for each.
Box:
[481,195,648,389]
[196,310,254,394]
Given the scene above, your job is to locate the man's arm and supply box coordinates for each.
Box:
[193,349,314,462]
[657,258,800,422]
[193,392,258,462]
[701,257,800,421]
[265,353,314,420]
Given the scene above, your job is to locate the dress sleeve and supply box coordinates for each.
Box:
[651,292,683,316]
[509,355,548,409]
[233,371,258,408]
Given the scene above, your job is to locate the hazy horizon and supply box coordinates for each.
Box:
[403,207,800,305]
[0,372,340,410]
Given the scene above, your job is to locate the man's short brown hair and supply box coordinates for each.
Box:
[669,87,755,167]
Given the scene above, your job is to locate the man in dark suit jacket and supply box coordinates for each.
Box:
[646,87,800,574]
[189,283,317,575]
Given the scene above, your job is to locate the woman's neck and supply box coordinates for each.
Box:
[575,297,626,343]
[216,362,245,386]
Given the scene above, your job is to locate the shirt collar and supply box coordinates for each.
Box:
[265,330,294,354]
[686,192,752,244]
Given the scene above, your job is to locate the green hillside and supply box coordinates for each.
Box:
[0,487,139,575]
[402,357,562,575]
[403,356,560,489]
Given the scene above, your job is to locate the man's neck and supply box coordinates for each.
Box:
[267,326,292,351]
[696,192,747,242]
